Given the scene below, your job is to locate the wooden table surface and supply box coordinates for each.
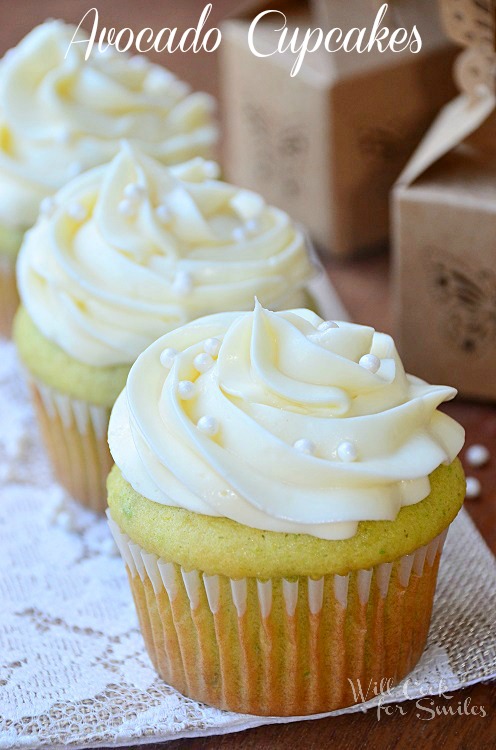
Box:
[3,2,494,748]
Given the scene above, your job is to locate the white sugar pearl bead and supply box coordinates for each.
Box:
[197,415,219,436]
[465,476,481,499]
[203,160,220,179]
[232,226,247,241]
[173,271,193,295]
[204,338,221,357]
[160,348,178,369]
[129,55,148,69]
[245,218,260,234]
[124,182,146,201]
[194,352,214,373]
[67,202,87,222]
[118,198,137,218]
[178,380,196,400]
[55,127,71,145]
[40,197,56,216]
[294,438,316,455]
[465,444,490,468]
[318,320,339,331]
[155,204,171,224]
[359,354,381,374]
[67,161,82,179]
[337,440,358,462]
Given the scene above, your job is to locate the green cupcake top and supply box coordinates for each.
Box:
[14,306,129,408]
[108,458,465,579]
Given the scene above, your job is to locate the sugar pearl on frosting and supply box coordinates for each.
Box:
[294,438,316,455]
[155,204,171,224]
[67,202,87,222]
[178,380,196,400]
[160,348,178,369]
[204,338,221,357]
[232,226,247,241]
[245,218,260,234]
[194,352,214,373]
[40,197,56,217]
[337,440,358,462]
[465,444,490,468]
[203,161,220,179]
[55,127,71,145]
[465,476,481,499]
[124,183,146,202]
[118,199,137,218]
[67,161,82,179]
[318,320,339,331]
[173,271,193,295]
[359,353,381,374]
[197,415,219,436]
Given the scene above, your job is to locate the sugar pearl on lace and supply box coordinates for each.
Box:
[124,182,146,202]
[194,352,214,373]
[173,271,193,295]
[67,202,87,222]
[155,204,171,224]
[118,199,137,218]
[203,160,220,179]
[359,353,381,374]
[160,348,178,369]
[318,320,339,331]
[40,196,56,217]
[178,380,196,400]
[465,476,481,499]
[465,444,490,468]
[294,438,316,455]
[67,161,82,179]
[337,440,358,462]
[197,415,219,436]
[204,338,221,357]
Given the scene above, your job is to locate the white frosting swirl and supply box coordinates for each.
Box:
[0,20,216,228]
[108,303,465,540]
[17,145,314,366]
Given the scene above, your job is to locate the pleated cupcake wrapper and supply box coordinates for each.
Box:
[107,509,450,716]
[30,377,112,513]
[0,255,19,338]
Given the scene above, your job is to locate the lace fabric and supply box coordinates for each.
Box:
[0,338,495,749]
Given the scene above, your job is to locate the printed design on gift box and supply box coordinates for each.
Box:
[243,103,308,198]
[427,247,496,355]
[358,120,419,164]
[440,0,496,96]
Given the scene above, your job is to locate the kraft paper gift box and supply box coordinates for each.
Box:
[219,0,456,257]
[392,0,496,401]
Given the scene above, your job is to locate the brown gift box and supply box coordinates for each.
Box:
[392,0,496,401]
[219,0,456,257]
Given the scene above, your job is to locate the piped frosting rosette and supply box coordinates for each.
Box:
[0,20,216,227]
[109,303,465,540]
[17,145,314,366]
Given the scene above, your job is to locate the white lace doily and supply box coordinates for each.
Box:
[0,338,495,750]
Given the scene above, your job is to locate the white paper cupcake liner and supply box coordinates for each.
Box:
[107,509,449,716]
[30,377,112,512]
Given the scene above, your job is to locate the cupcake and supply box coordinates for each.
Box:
[14,146,316,511]
[107,302,465,716]
[0,20,217,335]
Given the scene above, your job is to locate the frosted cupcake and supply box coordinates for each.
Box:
[14,147,315,511]
[0,19,217,335]
[107,303,465,716]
